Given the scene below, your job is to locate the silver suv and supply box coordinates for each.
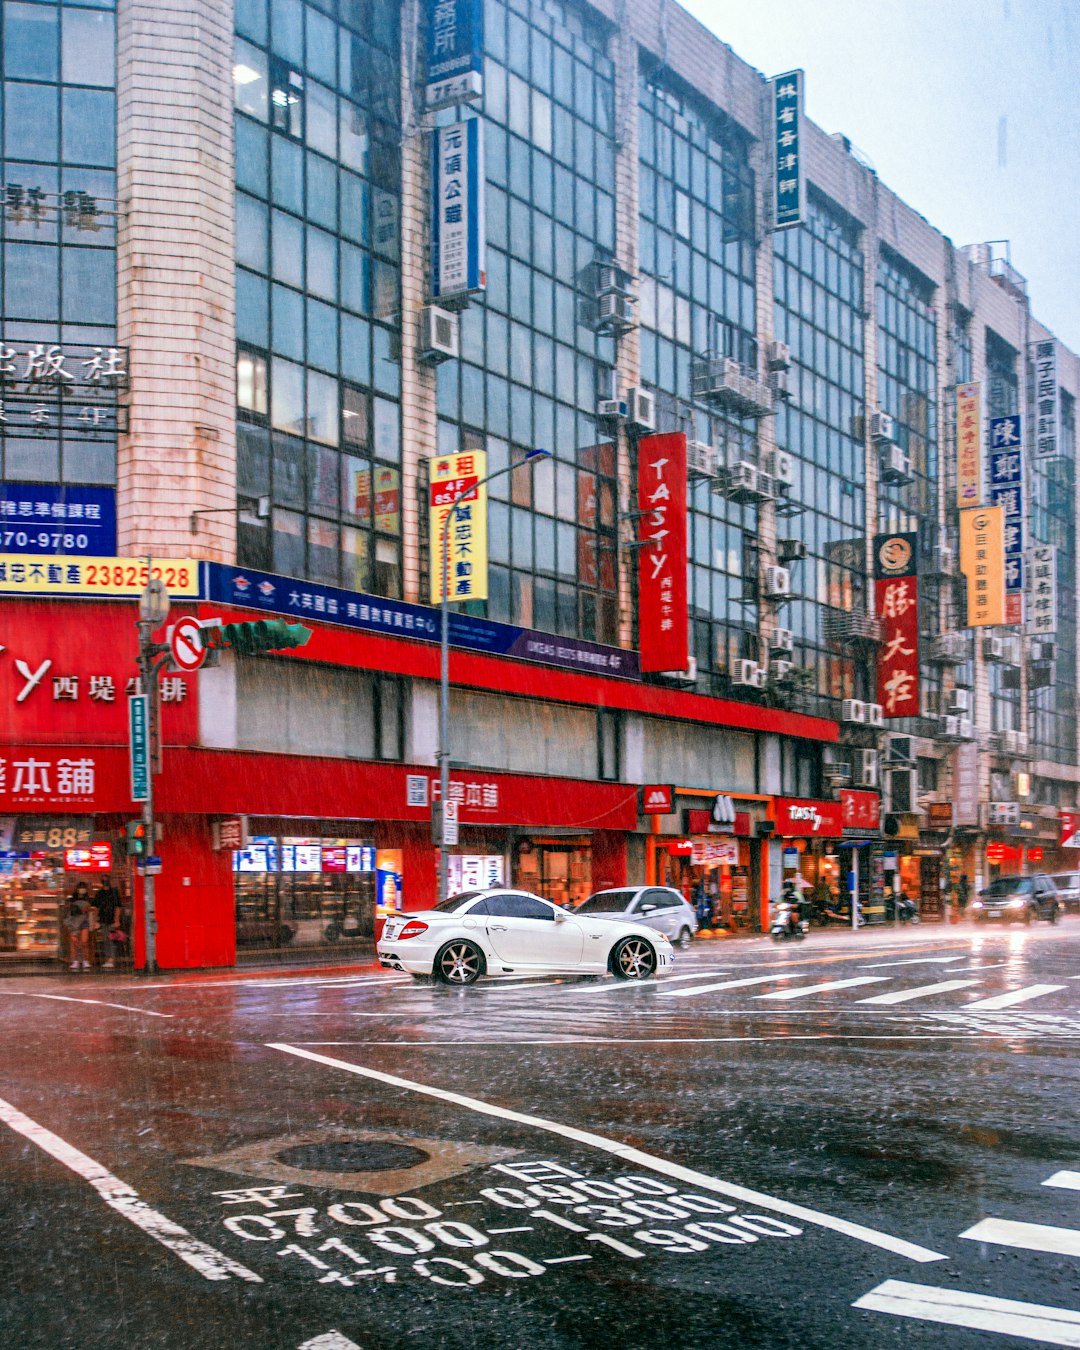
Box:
[1051,872,1080,914]
[576,886,698,948]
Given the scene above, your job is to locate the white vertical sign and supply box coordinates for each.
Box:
[1027,545,1057,635]
[431,119,485,299]
[1031,339,1059,459]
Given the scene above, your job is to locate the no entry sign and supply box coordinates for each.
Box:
[168,616,206,673]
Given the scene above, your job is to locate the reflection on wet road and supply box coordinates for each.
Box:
[0,924,1078,1348]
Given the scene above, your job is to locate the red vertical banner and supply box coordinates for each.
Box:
[638,432,688,673]
[873,532,920,719]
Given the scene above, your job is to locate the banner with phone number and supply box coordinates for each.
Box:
[0,555,199,596]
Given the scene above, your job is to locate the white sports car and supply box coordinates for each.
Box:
[378,888,675,986]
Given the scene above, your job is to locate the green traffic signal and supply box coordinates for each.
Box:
[199,619,312,655]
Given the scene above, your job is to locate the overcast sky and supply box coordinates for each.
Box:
[678,0,1080,351]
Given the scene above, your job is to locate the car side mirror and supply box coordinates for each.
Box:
[554,908,567,923]
[640,903,657,913]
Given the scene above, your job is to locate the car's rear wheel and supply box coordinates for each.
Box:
[434,940,484,986]
[677,927,693,949]
[611,936,656,980]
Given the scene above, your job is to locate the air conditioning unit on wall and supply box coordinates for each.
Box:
[730,659,765,689]
[628,387,656,431]
[418,305,460,363]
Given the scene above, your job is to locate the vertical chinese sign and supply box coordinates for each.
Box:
[1027,544,1057,636]
[432,119,485,300]
[1031,339,1059,460]
[771,70,804,230]
[429,450,488,605]
[955,381,981,509]
[874,532,920,720]
[958,507,1006,627]
[425,0,484,110]
[638,433,688,674]
[988,414,1024,624]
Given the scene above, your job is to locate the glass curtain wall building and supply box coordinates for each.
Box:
[636,65,759,690]
[0,0,117,486]
[772,193,866,705]
[232,0,404,597]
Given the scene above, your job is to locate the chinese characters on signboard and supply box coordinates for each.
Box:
[0,343,128,437]
[840,788,881,836]
[425,0,483,109]
[955,382,981,508]
[1031,339,1058,459]
[959,507,1006,627]
[0,485,117,557]
[1027,544,1057,635]
[2,184,116,231]
[771,70,803,230]
[1060,811,1080,850]
[428,449,489,604]
[0,556,198,598]
[873,532,920,719]
[637,433,688,674]
[431,119,485,300]
[0,752,97,807]
[988,414,1024,624]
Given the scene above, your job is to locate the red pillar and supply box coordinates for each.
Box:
[133,815,235,970]
[591,830,627,892]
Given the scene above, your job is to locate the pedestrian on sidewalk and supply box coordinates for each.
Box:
[957,873,970,918]
[93,874,124,969]
[66,881,93,970]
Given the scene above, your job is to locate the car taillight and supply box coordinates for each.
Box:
[398,921,429,940]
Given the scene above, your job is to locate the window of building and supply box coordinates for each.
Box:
[233,0,402,594]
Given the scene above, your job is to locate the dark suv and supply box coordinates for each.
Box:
[972,874,1060,925]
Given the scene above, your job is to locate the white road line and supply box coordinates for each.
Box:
[857,980,981,1006]
[1045,1172,1080,1192]
[757,976,889,1001]
[544,1255,591,1263]
[853,1279,1080,1346]
[138,973,408,991]
[960,1217,1080,1258]
[0,1095,261,1283]
[480,968,738,996]
[4,992,174,1018]
[268,1042,945,1264]
[861,957,969,968]
[963,984,1066,1010]
[657,973,806,999]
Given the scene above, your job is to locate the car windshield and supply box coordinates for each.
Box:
[982,877,1033,897]
[1051,875,1076,888]
[577,891,637,913]
[432,892,485,912]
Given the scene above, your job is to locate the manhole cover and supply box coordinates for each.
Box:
[277,1141,431,1172]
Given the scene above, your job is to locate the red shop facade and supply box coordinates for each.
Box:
[0,599,636,970]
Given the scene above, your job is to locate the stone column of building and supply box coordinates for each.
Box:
[116,0,237,561]
[611,20,640,653]
[398,0,438,605]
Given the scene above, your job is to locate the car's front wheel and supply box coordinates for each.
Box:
[676,927,693,950]
[434,939,484,986]
[611,936,657,980]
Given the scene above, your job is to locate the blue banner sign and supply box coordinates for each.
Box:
[989,418,1024,600]
[202,562,640,681]
[771,70,804,230]
[0,484,116,555]
[432,118,485,299]
[425,0,483,109]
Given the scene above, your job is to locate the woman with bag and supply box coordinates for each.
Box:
[66,881,93,970]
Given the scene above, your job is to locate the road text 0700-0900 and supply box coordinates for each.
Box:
[216,1162,804,1290]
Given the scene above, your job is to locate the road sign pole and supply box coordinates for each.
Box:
[135,566,170,977]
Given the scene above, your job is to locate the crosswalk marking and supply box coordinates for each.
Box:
[862,957,968,969]
[962,984,1066,1011]
[656,973,805,999]
[857,979,981,1006]
[1045,1172,1080,1192]
[853,1279,1080,1346]
[960,1217,1080,1258]
[757,976,888,1001]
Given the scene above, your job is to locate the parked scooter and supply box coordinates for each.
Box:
[884,891,919,924]
[770,899,808,942]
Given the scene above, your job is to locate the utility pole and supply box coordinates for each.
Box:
[436,449,552,903]
[135,570,170,974]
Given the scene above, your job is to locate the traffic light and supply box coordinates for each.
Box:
[200,620,312,655]
[124,821,147,856]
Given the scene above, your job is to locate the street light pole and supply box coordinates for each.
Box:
[437,449,551,903]
[136,567,170,975]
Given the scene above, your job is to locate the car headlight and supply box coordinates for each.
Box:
[971,900,983,909]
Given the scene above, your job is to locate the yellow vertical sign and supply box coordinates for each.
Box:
[959,506,1005,626]
[956,382,981,509]
[429,449,488,605]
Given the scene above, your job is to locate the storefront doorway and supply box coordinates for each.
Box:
[513,836,592,908]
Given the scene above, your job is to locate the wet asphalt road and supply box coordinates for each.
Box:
[1,922,1079,1350]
